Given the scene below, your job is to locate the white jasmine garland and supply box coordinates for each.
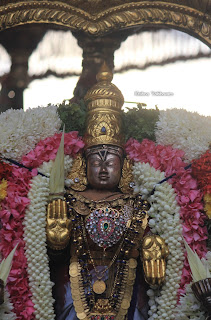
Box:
[23,155,202,319]
[155,109,211,162]
[0,106,61,161]
[23,155,73,319]
[133,162,184,320]
[0,289,16,320]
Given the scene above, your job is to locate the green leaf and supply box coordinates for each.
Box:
[57,100,159,143]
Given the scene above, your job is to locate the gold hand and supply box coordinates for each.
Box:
[46,199,72,250]
[142,235,169,287]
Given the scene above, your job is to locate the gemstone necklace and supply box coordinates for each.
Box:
[81,217,124,295]
[85,206,128,249]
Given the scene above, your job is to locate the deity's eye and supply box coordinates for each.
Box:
[106,160,115,167]
[90,160,102,167]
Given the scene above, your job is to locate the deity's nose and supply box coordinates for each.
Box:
[100,163,108,173]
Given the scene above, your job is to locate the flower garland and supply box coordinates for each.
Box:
[192,150,211,217]
[0,131,84,320]
[22,136,207,319]
[23,155,73,320]
[0,105,61,161]
[0,161,16,320]
[191,150,211,195]
[125,139,207,296]
[23,169,54,320]
[0,166,35,320]
[0,160,13,180]
[176,251,211,320]
[22,131,83,319]
[155,109,211,162]
[0,103,209,319]
[133,162,184,319]
[22,131,84,169]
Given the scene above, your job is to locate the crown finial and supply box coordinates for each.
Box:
[96,61,113,82]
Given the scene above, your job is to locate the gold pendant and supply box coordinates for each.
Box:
[69,262,79,277]
[93,280,106,294]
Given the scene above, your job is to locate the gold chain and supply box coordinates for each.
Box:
[81,216,124,280]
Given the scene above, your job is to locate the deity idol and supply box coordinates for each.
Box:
[46,63,169,320]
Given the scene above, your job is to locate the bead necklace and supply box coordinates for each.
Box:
[81,216,124,295]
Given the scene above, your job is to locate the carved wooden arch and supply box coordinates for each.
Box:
[0,1,210,47]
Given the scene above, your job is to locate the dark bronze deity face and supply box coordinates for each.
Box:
[87,151,122,190]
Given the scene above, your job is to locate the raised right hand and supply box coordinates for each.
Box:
[46,199,72,250]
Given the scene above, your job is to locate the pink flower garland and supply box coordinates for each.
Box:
[0,167,35,319]
[22,131,84,168]
[125,138,208,296]
[0,132,84,319]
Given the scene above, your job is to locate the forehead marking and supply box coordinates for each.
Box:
[98,150,108,161]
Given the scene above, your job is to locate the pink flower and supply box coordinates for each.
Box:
[0,131,84,319]
[0,167,35,319]
[22,132,84,168]
[126,138,208,299]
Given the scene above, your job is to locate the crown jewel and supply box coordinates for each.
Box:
[84,62,124,149]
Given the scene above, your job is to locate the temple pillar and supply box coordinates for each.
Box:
[0,26,45,112]
[71,31,131,103]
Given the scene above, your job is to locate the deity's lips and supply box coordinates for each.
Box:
[99,174,109,180]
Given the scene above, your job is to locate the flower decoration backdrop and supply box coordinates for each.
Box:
[0,102,210,320]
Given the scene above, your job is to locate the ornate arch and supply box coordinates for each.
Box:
[0,1,210,47]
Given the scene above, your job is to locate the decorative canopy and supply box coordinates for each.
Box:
[0,0,210,112]
[0,0,210,46]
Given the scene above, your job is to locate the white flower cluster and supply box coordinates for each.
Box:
[23,155,73,319]
[0,289,16,320]
[0,106,61,161]
[176,284,206,320]
[133,162,184,320]
[176,251,211,320]
[155,109,211,162]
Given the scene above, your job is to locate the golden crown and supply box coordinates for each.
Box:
[84,62,124,149]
